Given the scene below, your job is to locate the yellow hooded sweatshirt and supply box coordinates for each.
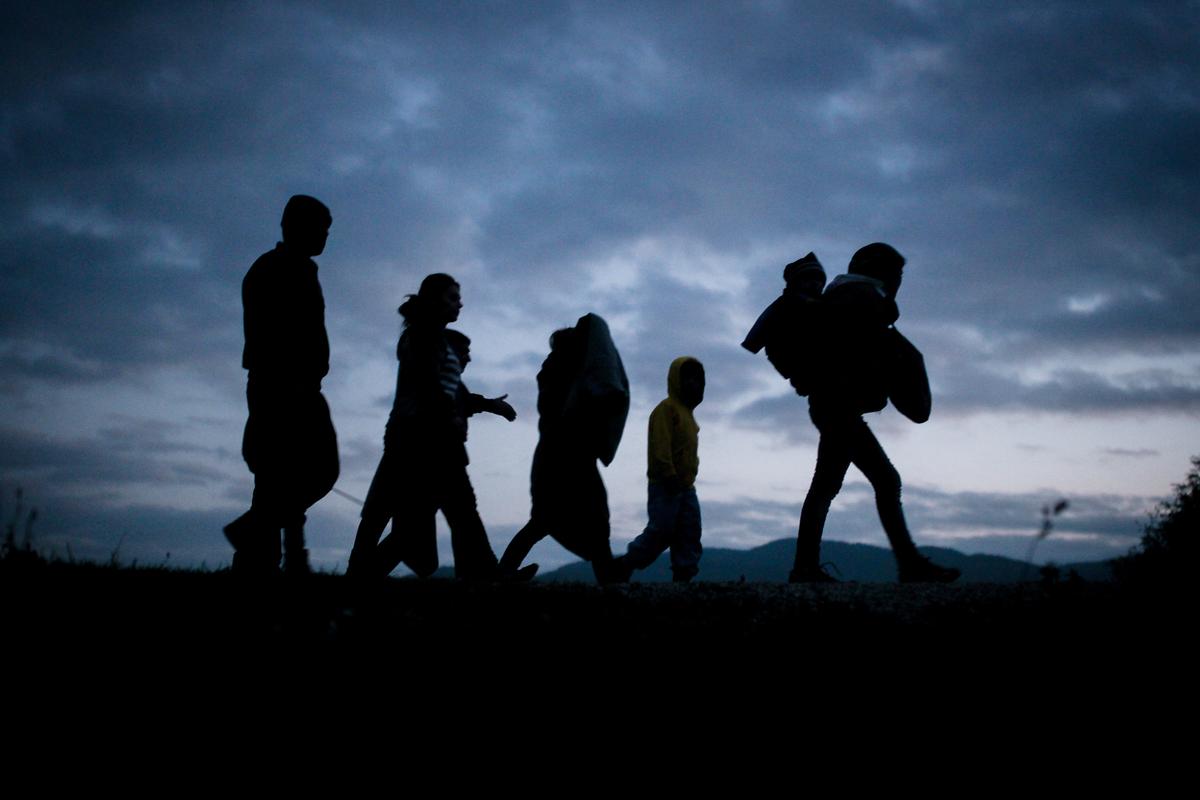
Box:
[647,356,701,488]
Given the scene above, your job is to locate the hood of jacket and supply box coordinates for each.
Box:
[647,356,702,488]
[667,355,701,403]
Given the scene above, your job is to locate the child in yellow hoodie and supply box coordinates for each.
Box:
[617,356,705,582]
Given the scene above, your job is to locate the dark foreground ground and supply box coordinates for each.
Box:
[3,560,1186,678]
[4,558,1191,776]
[5,560,1187,783]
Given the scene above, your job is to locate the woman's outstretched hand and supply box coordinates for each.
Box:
[488,394,517,422]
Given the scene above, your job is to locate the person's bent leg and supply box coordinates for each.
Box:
[792,416,853,580]
[283,391,339,576]
[242,472,285,573]
[668,487,702,582]
[846,420,920,563]
[849,420,959,582]
[590,539,621,584]
[626,482,681,571]
[441,466,500,580]
[499,520,547,573]
[348,452,397,577]
[378,498,439,577]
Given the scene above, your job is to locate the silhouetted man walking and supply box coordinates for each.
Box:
[225,195,339,574]
[790,243,957,583]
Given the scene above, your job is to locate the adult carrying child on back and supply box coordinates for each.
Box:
[788,243,957,583]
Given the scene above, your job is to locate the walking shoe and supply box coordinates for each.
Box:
[788,563,841,583]
[898,555,960,583]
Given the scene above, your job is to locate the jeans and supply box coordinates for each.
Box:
[793,410,919,573]
[626,482,702,580]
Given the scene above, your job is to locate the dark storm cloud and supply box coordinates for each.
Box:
[3,7,256,390]
[2,1,1197,569]
[2,3,439,393]
[934,362,1200,416]
[607,271,753,407]
[0,420,232,491]
[728,391,820,445]
[4,1,1197,401]
[766,3,1200,373]
[335,431,387,480]
[734,359,1200,434]
[0,221,238,383]
[1100,447,1158,459]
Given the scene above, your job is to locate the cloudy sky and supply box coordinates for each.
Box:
[3,1,1197,574]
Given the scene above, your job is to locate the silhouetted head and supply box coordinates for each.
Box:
[848,242,905,298]
[399,273,461,327]
[668,356,705,410]
[545,327,584,377]
[280,195,332,257]
[783,252,826,299]
[445,329,471,367]
[549,327,578,353]
[679,359,705,409]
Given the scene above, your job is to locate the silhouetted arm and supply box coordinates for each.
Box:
[647,403,683,493]
[742,296,784,353]
[465,391,517,421]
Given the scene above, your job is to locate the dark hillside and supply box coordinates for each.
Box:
[542,539,1115,582]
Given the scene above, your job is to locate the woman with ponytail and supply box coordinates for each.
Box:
[348,274,521,580]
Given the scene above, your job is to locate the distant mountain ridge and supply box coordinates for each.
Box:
[540,538,1115,583]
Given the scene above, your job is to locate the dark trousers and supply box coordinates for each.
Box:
[351,445,499,580]
[793,409,919,573]
[626,483,702,580]
[240,381,338,563]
